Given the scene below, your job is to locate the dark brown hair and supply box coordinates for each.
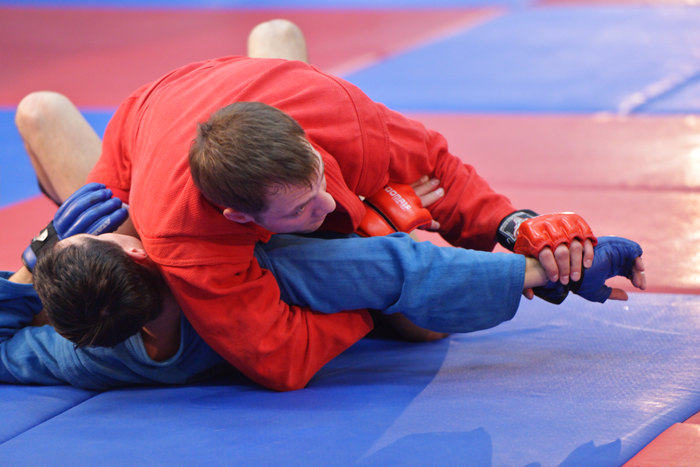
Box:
[33,237,164,348]
[189,102,319,215]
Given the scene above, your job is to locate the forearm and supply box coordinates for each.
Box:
[257,233,526,333]
[9,267,32,284]
[380,106,515,250]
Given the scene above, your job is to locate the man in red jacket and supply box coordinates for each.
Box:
[15,20,599,391]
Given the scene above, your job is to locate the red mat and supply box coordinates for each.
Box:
[0,7,500,107]
[412,114,700,295]
[623,422,700,467]
[0,197,57,272]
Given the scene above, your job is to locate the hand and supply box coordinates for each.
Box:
[533,236,645,304]
[356,182,433,237]
[21,183,129,270]
[409,176,443,230]
[514,213,597,285]
[571,236,645,302]
[538,238,595,285]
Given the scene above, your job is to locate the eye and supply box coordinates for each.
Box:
[293,205,306,217]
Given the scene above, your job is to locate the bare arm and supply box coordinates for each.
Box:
[9,267,32,285]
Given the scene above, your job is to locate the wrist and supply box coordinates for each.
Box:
[10,266,33,284]
[523,257,548,290]
[497,209,538,251]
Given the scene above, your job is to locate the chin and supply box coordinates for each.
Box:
[300,218,325,233]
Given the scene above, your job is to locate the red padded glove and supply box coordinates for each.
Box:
[356,183,433,237]
[513,213,597,258]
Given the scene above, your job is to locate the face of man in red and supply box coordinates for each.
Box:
[222,146,336,234]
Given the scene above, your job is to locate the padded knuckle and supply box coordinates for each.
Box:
[514,212,597,257]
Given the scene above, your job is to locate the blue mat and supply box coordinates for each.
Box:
[1,293,698,466]
[0,109,113,207]
[0,385,96,445]
[345,7,700,114]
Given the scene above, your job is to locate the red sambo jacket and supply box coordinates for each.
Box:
[88,56,516,391]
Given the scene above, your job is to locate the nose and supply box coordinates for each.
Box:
[313,191,336,217]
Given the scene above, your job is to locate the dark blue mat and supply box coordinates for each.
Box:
[345,7,700,114]
[0,385,95,445]
[0,109,113,207]
[1,293,698,466]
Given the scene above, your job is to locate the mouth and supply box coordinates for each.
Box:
[307,216,327,230]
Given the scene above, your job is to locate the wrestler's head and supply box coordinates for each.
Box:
[33,234,164,348]
[189,101,336,233]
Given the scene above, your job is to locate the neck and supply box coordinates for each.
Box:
[140,289,182,362]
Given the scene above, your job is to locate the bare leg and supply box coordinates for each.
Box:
[247,19,309,64]
[15,91,102,204]
[15,91,138,237]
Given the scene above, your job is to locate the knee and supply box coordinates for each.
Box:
[250,19,303,41]
[247,19,308,62]
[15,91,71,135]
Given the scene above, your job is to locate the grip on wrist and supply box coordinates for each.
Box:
[513,213,597,258]
[497,210,538,251]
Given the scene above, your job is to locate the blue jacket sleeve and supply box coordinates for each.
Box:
[0,271,70,386]
[0,272,225,390]
[256,233,526,333]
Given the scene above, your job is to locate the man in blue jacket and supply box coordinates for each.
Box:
[0,189,645,390]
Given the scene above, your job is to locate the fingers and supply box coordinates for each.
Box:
[64,197,121,235]
[590,257,644,302]
[569,240,583,282]
[582,238,595,269]
[553,244,572,285]
[523,288,534,300]
[55,183,105,217]
[631,257,646,290]
[420,188,444,208]
[409,175,432,195]
[56,188,113,230]
[537,248,559,283]
[607,288,629,301]
[87,207,129,236]
[538,240,594,285]
[538,244,573,284]
[417,219,441,231]
[409,175,443,208]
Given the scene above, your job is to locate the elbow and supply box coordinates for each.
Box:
[271,380,308,392]
[248,368,313,392]
[265,373,312,392]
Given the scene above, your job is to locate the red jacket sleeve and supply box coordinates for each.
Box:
[147,236,374,392]
[379,104,517,251]
[298,69,516,250]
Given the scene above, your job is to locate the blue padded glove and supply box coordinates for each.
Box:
[21,183,129,271]
[534,236,643,304]
[569,236,643,303]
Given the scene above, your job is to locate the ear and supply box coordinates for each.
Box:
[123,247,148,262]
[223,208,256,224]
